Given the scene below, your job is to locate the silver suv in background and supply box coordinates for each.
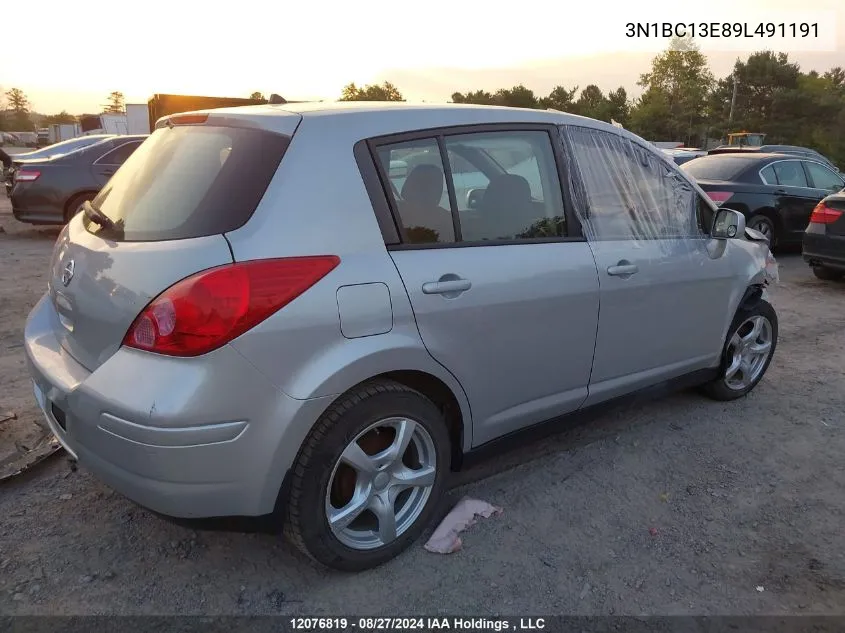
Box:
[25,103,778,571]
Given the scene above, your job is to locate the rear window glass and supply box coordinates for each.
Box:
[87,125,289,242]
[681,156,753,181]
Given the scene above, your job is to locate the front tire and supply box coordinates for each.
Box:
[285,380,451,571]
[702,299,778,401]
[812,266,844,281]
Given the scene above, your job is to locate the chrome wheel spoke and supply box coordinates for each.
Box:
[725,354,742,380]
[374,419,417,468]
[742,317,764,344]
[371,496,398,543]
[341,441,377,475]
[393,465,436,490]
[749,340,772,355]
[329,491,370,532]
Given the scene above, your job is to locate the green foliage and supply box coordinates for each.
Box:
[43,111,76,125]
[342,42,845,168]
[635,37,713,146]
[4,88,33,131]
[249,92,269,104]
[104,91,125,114]
[340,82,404,102]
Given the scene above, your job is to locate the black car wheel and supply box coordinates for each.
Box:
[284,379,451,571]
[812,266,844,281]
[747,215,776,246]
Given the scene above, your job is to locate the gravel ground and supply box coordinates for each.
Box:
[1,195,844,616]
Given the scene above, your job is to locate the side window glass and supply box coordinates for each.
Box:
[760,165,777,185]
[806,162,844,192]
[100,141,141,166]
[377,139,456,245]
[561,126,698,241]
[772,161,808,188]
[443,131,565,241]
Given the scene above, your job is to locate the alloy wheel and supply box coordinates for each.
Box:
[724,315,774,391]
[325,417,437,550]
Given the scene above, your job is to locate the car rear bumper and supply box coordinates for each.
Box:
[803,228,845,271]
[24,294,334,519]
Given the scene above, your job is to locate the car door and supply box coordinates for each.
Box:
[560,125,737,405]
[769,159,821,236]
[371,126,600,446]
[91,140,143,186]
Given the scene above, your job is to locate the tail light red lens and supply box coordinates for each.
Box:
[809,201,843,224]
[15,170,41,182]
[123,256,340,357]
[707,191,734,204]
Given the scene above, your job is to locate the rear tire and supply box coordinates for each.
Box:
[812,266,844,281]
[64,193,96,224]
[284,379,451,571]
[747,214,776,246]
[702,299,778,401]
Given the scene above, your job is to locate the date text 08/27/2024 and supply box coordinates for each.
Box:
[625,22,819,39]
[289,617,546,631]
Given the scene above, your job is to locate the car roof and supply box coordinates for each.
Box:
[167,101,632,142]
[702,152,822,163]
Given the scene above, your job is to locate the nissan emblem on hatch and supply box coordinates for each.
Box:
[61,259,75,287]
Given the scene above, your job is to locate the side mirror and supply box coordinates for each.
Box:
[711,208,746,240]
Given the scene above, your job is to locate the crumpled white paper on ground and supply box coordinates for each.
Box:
[424,496,503,554]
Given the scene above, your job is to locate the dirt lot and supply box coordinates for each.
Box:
[1,195,844,616]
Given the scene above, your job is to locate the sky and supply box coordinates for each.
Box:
[2,0,842,114]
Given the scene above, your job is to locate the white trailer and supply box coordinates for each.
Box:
[48,123,81,144]
[79,113,128,136]
[125,104,151,134]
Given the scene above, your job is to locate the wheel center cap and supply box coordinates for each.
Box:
[374,472,390,490]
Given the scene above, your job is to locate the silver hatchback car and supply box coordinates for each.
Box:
[25,103,778,571]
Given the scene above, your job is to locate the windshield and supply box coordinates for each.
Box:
[87,124,289,242]
[681,156,754,181]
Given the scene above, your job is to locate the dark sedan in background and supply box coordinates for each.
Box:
[9,135,147,225]
[682,153,845,247]
[707,145,840,173]
[804,192,845,281]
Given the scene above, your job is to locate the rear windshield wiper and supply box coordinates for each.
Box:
[82,200,115,229]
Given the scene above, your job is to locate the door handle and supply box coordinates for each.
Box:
[101,169,116,175]
[422,279,472,295]
[607,262,639,277]
[773,189,786,195]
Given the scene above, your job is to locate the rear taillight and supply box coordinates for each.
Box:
[707,191,734,204]
[809,201,843,224]
[15,170,40,182]
[123,256,340,357]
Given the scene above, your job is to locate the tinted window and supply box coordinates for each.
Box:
[681,156,754,181]
[98,141,142,165]
[564,126,699,240]
[443,130,565,241]
[378,138,455,244]
[805,161,844,192]
[87,125,289,242]
[772,161,808,188]
[377,130,566,244]
[760,165,776,185]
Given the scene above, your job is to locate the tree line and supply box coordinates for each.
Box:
[5,38,843,167]
[0,90,126,132]
[333,38,845,166]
